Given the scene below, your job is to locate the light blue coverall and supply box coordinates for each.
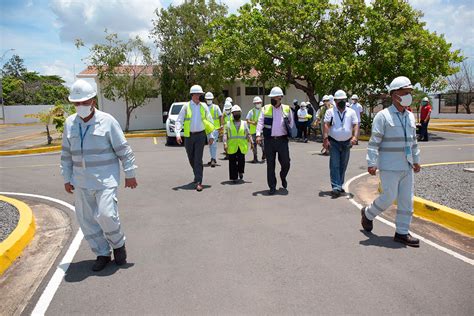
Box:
[61,110,137,256]
[365,105,420,234]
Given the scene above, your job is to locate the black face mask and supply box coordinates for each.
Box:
[337,101,346,109]
[199,95,205,102]
[271,99,278,106]
[233,114,241,121]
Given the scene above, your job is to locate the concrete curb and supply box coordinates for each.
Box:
[413,196,474,237]
[0,195,36,276]
[0,133,167,156]
[428,127,474,135]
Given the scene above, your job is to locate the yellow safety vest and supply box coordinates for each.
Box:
[209,104,221,128]
[224,113,233,124]
[227,121,248,154]
[183,102,215,137]
[262,104,291,137]
[248,108,261,135]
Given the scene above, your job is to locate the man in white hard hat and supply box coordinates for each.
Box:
[205,92,223,167]
[246,96,265,163]
[292,99,301,139]
[222,101,233,160]
[323,89,359,197]
[256,86,294,195]
[175,85,215,191]
[419,96,432,141]
[60,79,137,271]
[297,101,310,143]
[361,76,421,247]
[349,94,363,145]
[223,105,253,183]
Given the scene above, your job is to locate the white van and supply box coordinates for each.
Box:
[165,102,187,145]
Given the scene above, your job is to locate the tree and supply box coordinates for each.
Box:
[24,104,64,144]
[447,59,473,113]
[2,54,27,78]
[78,32,157,131]
[150,0,228,108]
[203,0,462,109]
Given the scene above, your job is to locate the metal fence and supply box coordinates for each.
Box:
[435,92,473,114]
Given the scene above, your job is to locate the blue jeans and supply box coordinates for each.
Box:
[208,130,219,160]
[329,137,351,191]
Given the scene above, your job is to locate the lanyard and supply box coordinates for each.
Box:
[396,112,408,144]
[78,123,91,154]
[336,109,346,125]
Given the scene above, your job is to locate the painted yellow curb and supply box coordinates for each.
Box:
[359,135,370,141]
[125,132,167,138]
[413,196,474,237]
[0,145,62,156]
[0,195,36,276]
[429,127,474,135]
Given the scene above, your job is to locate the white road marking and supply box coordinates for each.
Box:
[0,192,84,316]
[343,174,474,266]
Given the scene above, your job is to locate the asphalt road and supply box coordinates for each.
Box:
[0,131,473,315]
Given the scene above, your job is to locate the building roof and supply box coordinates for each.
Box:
[77,65,155,78]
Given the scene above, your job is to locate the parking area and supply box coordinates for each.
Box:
[0,131,473,314]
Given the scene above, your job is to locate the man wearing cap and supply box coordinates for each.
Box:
[349,95,363,145]
[297,101,310,143]
[256,87,294,195]
[61,79,138,271]
[361,76,421,247]
[323,90,359,198]
[175,85,215,191]
[204,92,223,167]
[419,96,432,142]
[224,105,253,183]
[246,96,265,163]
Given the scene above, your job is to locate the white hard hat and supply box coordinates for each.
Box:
[293,99,298,103]
[268,86,284,97]
[68,79,97,102]
[253,96,262,103]
[329,94,334,100]
[319,101,324,106]
[225,97,233,103]
[224,101,232,110]
[334,90,347,100]
[190,84,204,94]
[322,95,330,101]
[351,94,359,100]
[388,76,413,93]
[231,105,242,113]
[205,92,214,100]
[422,96,429,102]
[300,101,307,107]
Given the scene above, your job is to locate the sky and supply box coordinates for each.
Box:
[1,0,472,87]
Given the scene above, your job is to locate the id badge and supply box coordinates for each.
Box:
[405,146,412,155]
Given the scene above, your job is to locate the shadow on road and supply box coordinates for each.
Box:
[172,183,212,191]
[359,230,406,249]
[62,261,135,283]
[252,188,289,196]
[221,180,253,185]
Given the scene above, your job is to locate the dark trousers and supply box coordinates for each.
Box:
[329,137,351,191]
[228,148,245,180]
[298,121,308,139]
[420,120,429,141]
[264,137,290,190]
[184,131,206,183]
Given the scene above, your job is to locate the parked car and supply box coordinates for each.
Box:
[165,102,186,146]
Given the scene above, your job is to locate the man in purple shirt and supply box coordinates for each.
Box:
[256,86,295,195]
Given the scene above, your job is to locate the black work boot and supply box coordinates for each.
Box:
[394,233,420,247]
[92,256,111,271]
[114,244,127,265]
[361,207,373,232]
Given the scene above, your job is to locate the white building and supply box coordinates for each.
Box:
[78,66,310,131]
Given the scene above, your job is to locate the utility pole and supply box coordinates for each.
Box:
[0,49,16,123]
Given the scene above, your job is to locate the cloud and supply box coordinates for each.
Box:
[40,60,76,86]
[50,0,163,44]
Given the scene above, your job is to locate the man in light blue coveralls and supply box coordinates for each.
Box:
[61,79,138,271]
[361,76,421,247]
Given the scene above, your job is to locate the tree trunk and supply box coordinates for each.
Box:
[45,124,52,145]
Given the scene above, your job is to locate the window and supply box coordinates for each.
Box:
[245,87,259,95]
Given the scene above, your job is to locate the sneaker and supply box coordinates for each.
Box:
[261,154,266,161]
[361,207,373,232]
[269,188,276,195]
[113,244,127,265]
[239,173,244,180]
[251,158,258,163]
[330,190,341,198]
[92,256,111,271]
[196,183,203,191]
[211,159,216,168]
[207,160,212,166]
[394,233,420,247]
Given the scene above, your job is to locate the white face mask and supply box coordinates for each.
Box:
[76,105,92,118]
[206,100,212,105]
[399,94,413,107]
[255,103,262,109]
